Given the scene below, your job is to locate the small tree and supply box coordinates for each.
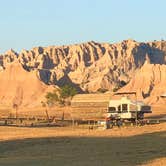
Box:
[44,85,77,107]
[41,101,50,122]
[13,103,19,119]
[60,85,77,99]
[45,90,59,106]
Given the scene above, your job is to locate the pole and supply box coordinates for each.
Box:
[15,106,18,125]
[45,108,50,123]
[136,93,137,126]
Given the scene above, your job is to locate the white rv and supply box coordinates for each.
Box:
[106,92,152,122]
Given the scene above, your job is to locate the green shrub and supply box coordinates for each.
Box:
[97,88,108,93]
[43,85,77,107]
[45,90,59,106]
[60,85,77,99]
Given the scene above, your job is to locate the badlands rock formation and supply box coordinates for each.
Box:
[0,39,166,106]
[120,62,166,104]
[0,61,54,107]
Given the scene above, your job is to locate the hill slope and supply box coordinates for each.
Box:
[120,62,166,104]
[0,39,166,105]
[0,61,53,107]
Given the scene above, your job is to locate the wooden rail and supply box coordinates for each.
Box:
[0,116,165,128]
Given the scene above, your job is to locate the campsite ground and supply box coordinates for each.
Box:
[0,105,165,166]
[0,123,165,166]
[1,105,166,120]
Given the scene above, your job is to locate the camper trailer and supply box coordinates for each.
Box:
[106,92,152,127]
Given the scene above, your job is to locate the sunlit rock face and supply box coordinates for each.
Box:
[0,40,166,105]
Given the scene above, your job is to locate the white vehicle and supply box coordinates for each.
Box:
[106,92,152,128]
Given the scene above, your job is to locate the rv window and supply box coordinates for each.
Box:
[141,106,151,113]
[141,106,150,111]
[118,105,121,113]
[108,107,116,113]
[122,104,128,112]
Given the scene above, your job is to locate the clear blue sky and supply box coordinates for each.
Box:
[0,0,166,53]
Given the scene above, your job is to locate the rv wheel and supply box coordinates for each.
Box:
[117,120,123,128]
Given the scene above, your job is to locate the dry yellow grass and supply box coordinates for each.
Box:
[141,157,166,166]
[0,104,165,166]
[0,123,165,166]
[0,123,166,141]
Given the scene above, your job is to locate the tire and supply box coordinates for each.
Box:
[117,120,122,128]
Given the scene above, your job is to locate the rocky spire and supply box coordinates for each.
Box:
[145,53,151,64]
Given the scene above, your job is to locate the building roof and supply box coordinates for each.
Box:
[161,93,166,98]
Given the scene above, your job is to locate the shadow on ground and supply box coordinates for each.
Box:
[146,114,166,120]
[0,131,165,166]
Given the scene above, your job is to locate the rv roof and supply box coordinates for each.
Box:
[161,93,166,98]
[109,98,145,107]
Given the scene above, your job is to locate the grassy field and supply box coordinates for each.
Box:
[0,123,165,166]
[0,104,166,120]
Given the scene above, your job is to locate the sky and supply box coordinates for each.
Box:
[0,0,166,53]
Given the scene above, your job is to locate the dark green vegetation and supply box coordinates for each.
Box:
[0,131,165,166]
[60,84,77,99]
[45,90,59,106]
[44,85,77,106]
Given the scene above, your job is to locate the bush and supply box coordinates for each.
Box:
[43,85,77,107]
[45,90,59,106]
[60,85,77,99]
[97,88,108,93]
